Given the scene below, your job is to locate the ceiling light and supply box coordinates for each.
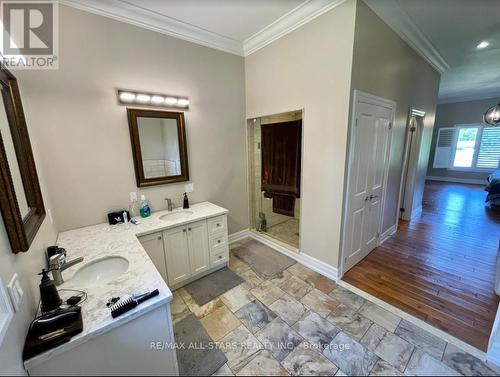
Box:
[477,41,490,49]
[483,101,500,126]
[177,98,189,107]
[119,92,136,102]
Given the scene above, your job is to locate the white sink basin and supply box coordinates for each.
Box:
[72,256,129,288]
[160,210,194,221]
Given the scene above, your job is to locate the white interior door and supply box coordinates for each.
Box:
[343,93,393,272]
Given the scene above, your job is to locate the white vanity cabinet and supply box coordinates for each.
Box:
[137,232,168,282]
[139,214,229,289]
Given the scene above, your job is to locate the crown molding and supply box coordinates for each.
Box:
[59,0,244,56]
[243,0,348,56]
[365,0,449,73]
[438,91,500,105]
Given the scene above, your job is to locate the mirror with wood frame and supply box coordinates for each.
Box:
[0,66,45,253]
[127,109,189,187]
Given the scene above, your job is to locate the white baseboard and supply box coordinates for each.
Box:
[228,229,339,281]
[228,229,251,243]
[380,224,397,244]
[487,304,500,367]
[426,175,487,185]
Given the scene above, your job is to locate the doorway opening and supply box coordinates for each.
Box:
[247,110,303,250]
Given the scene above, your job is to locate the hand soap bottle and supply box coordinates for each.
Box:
[183,192,189,209]
[139,195,151,218]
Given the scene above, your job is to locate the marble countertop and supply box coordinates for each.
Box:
[24,201,228,369]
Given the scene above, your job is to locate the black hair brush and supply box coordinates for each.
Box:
[110,289,159,318]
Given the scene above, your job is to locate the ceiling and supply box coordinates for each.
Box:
[122,0,304,42]
[61,0,345,56]
[365,0,500,103]
[62,0,500,103]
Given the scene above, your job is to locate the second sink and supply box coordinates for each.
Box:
[159,210,194,221]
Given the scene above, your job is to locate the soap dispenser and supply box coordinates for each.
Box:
[139,194,151,218]
[183,192,189,209]
[39,269,62,313]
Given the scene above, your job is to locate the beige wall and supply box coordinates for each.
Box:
[245,1,357,267]
[17,5,248,234]
[0,90,58,374]
[427,97,499,182]
[350,0,440,233]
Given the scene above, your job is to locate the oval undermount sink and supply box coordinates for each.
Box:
[72,256,129,288]
[160,210,194,221]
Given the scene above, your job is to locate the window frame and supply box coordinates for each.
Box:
[449,123,499,172]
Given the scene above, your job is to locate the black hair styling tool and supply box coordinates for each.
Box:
[109,289,159,318]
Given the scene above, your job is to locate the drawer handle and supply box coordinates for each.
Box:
[217,240,221,244]
[218,255,222,259]
[183,229,186,232]
[188,227,192,231]
[157,236,162,240]
[216,223,220,227]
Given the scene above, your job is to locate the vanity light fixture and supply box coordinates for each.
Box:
[117,89,189,109]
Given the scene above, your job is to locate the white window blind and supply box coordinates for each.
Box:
[477,127,500,169]
[433,127,456,168]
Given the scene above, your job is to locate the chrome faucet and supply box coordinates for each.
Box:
[48,252,84,286]
[165,198,173,212]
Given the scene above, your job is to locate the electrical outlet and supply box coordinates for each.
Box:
[129,191,138,202]
[7,274,23,312]
[185,183,194,193]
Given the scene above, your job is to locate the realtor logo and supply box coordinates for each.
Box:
[0,1,58,69]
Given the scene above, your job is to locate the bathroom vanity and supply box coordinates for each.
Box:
[24,202,228,376]
[138,212,229,289]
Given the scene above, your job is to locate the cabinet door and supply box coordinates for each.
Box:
[163,225,191,285]
[187,220,210,275]
[138,232,168,283]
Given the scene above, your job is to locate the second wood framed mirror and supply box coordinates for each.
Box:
[0,66,46,253]
[127,109,189,187]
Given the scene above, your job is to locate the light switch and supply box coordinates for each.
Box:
[0,278,14,346]
[185,183,194,193]
[7,274,23,312]
[129,191,138,202]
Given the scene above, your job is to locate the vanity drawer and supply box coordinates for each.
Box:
[207,215,227,235]
[210,250,228,267]
[209,234,228,253]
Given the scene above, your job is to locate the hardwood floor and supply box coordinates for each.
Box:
[344,180,500,351]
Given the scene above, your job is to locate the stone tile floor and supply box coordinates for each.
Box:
[171,241,500,376]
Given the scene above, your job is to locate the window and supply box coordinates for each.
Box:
[433,124,500,171]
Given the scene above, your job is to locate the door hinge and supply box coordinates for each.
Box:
[355,118,358,127]
[410,127,416,132]
[400,207,405,212]
[377,232,380,238]
[388,122,392,130]
[344,257,348,263]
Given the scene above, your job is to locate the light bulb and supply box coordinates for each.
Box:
[165,97,178,105]
[136,94,151,103]
[119,92,136,102]
[177,98,189,107]
[151,95,165,104]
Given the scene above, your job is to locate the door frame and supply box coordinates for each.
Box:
[398,108,426,222]
[338,90,396,278]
